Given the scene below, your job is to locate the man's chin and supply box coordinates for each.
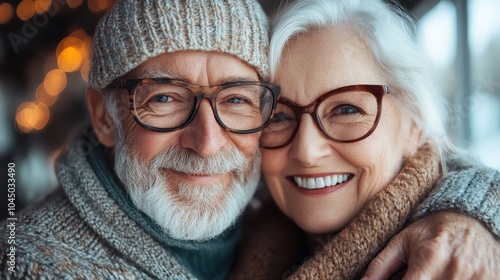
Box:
[129,182,244,240]
[176,182,228,205]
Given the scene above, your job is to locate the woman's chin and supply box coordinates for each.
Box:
[296,218,347,235]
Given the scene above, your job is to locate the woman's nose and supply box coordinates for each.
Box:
[288,114,334,166]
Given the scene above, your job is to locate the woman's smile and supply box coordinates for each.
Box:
[286,173,354,195]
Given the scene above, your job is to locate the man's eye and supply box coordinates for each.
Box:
[227,97,246,104]
[153,95,172,103]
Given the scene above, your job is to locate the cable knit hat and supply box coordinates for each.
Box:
[89,0,269,90]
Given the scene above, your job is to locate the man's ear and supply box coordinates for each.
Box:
[87,87,116,147]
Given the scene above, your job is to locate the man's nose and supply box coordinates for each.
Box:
[179,99,229,158]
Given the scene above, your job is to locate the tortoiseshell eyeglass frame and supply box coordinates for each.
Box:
[109,78,281,134]
[260,84,391,149]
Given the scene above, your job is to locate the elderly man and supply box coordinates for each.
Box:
[1,0,499,279]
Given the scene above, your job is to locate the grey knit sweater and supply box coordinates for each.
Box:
[1,138,499,279]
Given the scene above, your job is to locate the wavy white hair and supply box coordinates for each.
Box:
[270,0,455,161]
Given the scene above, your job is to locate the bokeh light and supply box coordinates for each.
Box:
[16,102,51,133]
[58,46,83,72]
[34,0,52,14]
[88,0,112,13]
[55,31,91,73]
[67,0,84,9]
[16,0,35,21]
[43,69,67,96]
[36,83,58,106]
[0,3,14,24]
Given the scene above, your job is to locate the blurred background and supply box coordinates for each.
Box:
[1,0,499,221]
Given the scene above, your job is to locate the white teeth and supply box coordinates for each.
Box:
[316,177,325,189]
[331,175,338,186]
[324,176,332,187]
[293,174,351,190]
[307,178,315,189]
[295,177,303,187]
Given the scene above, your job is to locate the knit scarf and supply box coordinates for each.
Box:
[230,143,441,280]
[86,141,241,280]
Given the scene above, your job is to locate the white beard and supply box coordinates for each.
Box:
[114,143,261,241]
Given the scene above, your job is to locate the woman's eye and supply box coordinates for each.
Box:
[332,105,363,115]
[338,105,359,114]
[270,112,291,123]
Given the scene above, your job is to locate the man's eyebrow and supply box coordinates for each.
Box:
[134,70,258,84]
[135,69,181,79]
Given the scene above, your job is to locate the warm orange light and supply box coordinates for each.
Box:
[58,46,83,72]
[32,102,50,130]
[16,0,35,21]
[88,0,110,13]
[56,37,82,57]
[43,69,67,96]
[34,0,51,14]
[15,101,50,132]
[0,3,14,24]
[16,102,33,133]
[70,29,88,40]
[69,29,91,58]
[67,0,84,9]
[36,83,58,106]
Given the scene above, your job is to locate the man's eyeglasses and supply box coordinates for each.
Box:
[259,84,390,149]
[109,78,281,134]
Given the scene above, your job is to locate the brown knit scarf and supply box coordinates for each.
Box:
[230,143,441,280]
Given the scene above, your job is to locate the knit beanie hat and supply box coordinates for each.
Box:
[88,0,270,90]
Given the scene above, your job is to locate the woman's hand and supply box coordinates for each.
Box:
[362,211,499,280]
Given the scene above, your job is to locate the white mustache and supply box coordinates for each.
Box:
[149,146,247,176]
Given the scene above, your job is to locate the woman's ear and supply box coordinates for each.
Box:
[403,121,423,160]
[86,87,116,147]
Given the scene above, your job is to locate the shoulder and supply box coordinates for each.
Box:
[1,232,145,278]
[0,188,145,278]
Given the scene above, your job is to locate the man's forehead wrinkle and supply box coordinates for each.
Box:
[134,66,258,85]
[135,68,182,79]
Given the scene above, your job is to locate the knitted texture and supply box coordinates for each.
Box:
[0,138,196,279]
[412,156,500,238]
[229,200,302,280]
[88,0,270,90]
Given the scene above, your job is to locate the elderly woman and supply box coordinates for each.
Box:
[231,0,500,279]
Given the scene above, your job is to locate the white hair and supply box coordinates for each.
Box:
[270,0,457,161]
